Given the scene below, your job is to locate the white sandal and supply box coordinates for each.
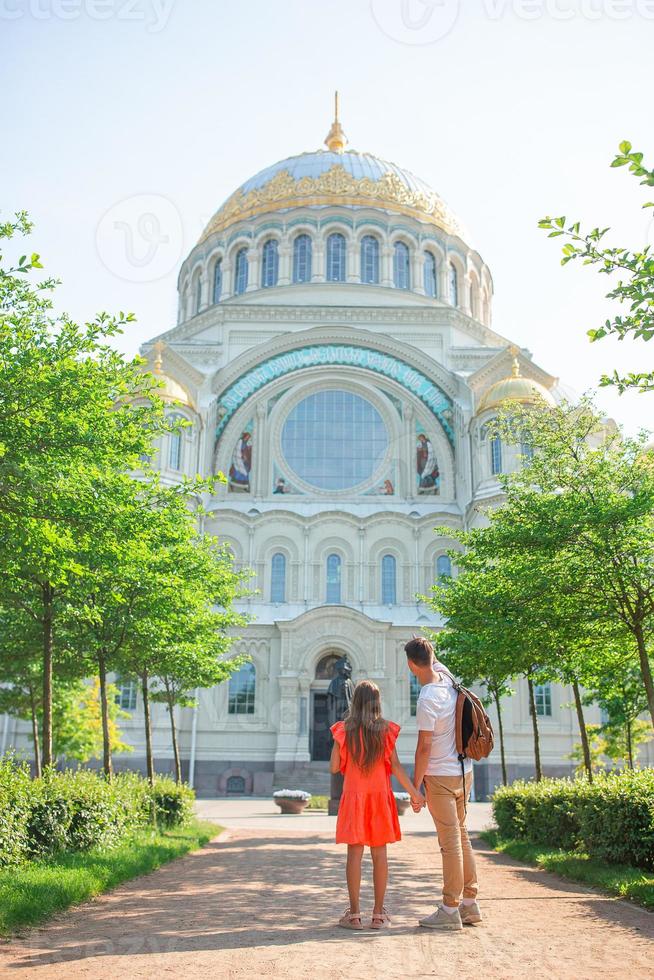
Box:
[370,907,391,930]
[338,908,364,930]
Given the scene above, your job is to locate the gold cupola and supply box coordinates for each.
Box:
[478,348,556,414]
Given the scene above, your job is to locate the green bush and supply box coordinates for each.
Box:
[491,770,654,870]
[0,755,32,866]
[150,777,195,829]
[0,757,196,866]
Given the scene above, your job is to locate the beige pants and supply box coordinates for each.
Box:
[424,772,478,907]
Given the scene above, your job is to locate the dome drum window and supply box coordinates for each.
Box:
[261,239,279,288]
[360,235,380,284]
[292,234,312,283]
[423,251,437,298]
[326,232,346,281]
[393,242,410,290]
[234,248,249,295]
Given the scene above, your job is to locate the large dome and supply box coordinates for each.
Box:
[198,147,467,244]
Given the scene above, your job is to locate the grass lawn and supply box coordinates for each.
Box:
[481,830,654,911]
[0,819,221,937]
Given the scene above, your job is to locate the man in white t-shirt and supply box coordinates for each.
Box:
[405,636,480,931]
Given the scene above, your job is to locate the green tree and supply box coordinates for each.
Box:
[539,142,654,392]
[52,678,133,764]
[490,400,654,728]
[0,214,171,766]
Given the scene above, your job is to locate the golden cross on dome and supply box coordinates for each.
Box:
[325,90,347,153]
[508,344,521,377]
[153,339,165,375]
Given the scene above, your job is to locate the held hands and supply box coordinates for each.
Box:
[410,787,426,812]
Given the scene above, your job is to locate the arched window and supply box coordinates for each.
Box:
[436,555,452,580]
[292,234,312,283]
[228,662,256,714]
[360,235,380,284]
[423,251,437,297]
[521,433,534,462]
[491,435,503,476]
[410,673,420,716]
[213,259,222,304]
[326,232,346,281]
[469,280,478,318]
[271,552,286,603]
[448,262,458,307]
[194,275,202,314]
[234,248,248,295]
[381,554,397,604]
[393,241,410,289]
[326,554,342,604]
[168,412,184,471]
[261,239,279,288]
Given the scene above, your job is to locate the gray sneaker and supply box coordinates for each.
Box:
[459,901,482,925]
[418,907,463,931]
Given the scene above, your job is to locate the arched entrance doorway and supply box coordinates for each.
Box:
[310,651,343,762]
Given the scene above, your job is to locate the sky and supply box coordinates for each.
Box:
[3,0,653,435]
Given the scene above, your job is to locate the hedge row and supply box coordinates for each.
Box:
[492,769,654,870]
[0,756,195,867]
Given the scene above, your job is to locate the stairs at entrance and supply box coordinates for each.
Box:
[273,763,331,796]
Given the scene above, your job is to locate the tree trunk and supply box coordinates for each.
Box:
[141,670,154,786]
[527,676,542,782]
[97,649,113,779]
[625,716,634,769]
[572,680,593,783]
[29,685,42,779]
[41,582,54,769]
[493,688,508,786]
[166,685,182,785]
[633,623,654,729]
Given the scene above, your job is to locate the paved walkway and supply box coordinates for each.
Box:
[195,797,494,834]
[2,819,652,979]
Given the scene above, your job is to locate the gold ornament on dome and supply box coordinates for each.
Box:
[198,163,466,243]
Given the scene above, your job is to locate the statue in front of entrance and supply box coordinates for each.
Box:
[327,656,354,727]
[327,656,355,815]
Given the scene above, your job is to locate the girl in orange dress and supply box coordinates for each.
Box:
[330,680,425,931]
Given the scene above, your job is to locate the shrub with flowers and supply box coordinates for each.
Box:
[273,789,312,801]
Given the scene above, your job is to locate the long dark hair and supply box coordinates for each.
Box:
[344,680,388,772]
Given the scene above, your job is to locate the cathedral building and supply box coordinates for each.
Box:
[6,102,625,796]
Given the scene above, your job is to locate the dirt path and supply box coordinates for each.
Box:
[1,831,652,979]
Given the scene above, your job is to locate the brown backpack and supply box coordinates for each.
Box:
[441,667,495,802]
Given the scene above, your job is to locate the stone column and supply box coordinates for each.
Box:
[278,243,292,286]
[312,243,325,283]
[381,245,393,287]
[413,250,425,295]
[246,250,260,292]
